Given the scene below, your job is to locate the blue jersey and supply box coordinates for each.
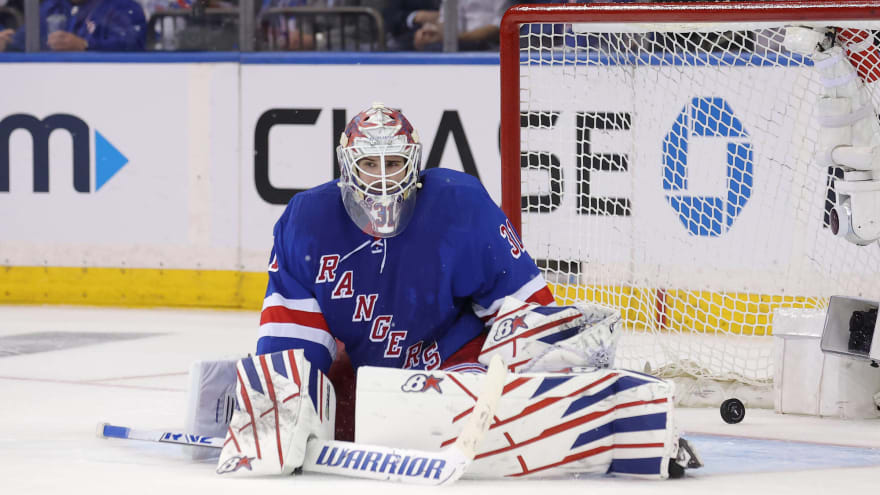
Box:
[257,168,553,374]
[9,0,146,52]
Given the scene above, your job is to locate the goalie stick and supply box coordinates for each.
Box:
[98,354,506,485]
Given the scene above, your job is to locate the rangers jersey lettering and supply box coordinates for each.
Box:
[257,168,554,374]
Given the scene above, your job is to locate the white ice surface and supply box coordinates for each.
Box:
[1,305,879,494]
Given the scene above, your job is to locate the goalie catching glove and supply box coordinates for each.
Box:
[479,297,620,372]
[216,349,335,476]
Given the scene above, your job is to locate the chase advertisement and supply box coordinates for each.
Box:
[0,59,847,297]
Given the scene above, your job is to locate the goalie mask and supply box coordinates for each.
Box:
[336,103,422,238]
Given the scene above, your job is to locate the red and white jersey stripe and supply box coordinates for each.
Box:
[259,292,337,358]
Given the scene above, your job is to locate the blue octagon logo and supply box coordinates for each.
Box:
[662,97,754,237]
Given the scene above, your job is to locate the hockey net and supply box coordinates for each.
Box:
[500,1,880,402]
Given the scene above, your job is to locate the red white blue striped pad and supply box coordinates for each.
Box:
[218,349,335,476]
[479,296,620,372]
[355,365,676,479]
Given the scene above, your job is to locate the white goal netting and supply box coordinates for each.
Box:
[503,3,880,389]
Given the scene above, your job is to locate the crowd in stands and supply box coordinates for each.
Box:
[0,0,790,53]
[0,0,146,51]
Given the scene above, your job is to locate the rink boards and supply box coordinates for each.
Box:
[0,52,846,313]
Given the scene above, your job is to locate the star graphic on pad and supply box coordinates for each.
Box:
[423,375,443,393]
[511,314,529,333]
[217,455,255,474]
[237,456,253,470]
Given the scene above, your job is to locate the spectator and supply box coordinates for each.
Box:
[260,0,314,50]
[135,0,179,22]
[383,0,439,51]
[413,0,511,51]
[136,0,176,20]
[1,0,23,11]
[0,0,147,52]
[161,0,239,51]
[260,0,380,51]
[0,0,22,32]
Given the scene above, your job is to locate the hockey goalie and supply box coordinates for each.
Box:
[187,104,702,480]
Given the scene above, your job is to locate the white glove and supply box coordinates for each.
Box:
[478,297,620,373]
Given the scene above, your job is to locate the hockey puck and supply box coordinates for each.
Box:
[720,398,745,424]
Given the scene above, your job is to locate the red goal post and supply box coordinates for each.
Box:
[498,1,880,387]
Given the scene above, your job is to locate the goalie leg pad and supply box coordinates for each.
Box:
[217,349,335,476]
[356,365,684,479]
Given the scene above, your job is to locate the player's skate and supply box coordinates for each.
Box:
[668,437,703,479]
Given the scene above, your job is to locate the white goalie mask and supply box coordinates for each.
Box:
[336,103,422,238]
